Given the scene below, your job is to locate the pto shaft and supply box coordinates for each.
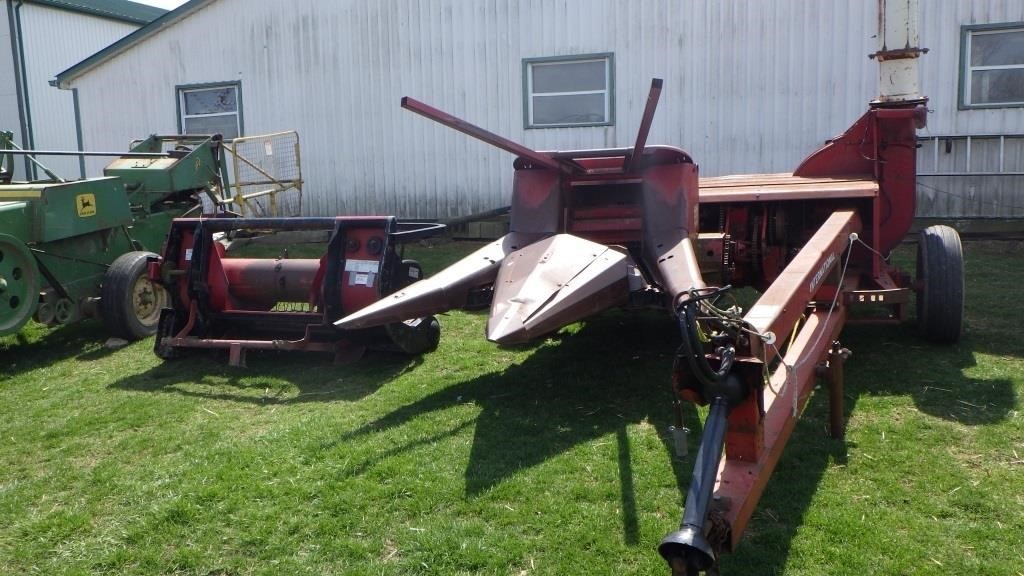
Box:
[659,394,731,575]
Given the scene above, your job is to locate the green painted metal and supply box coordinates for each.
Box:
[105,134,228,212]
[0,232,40,334]
[0,202,33,240]
[26,0,166,25]
[31,225,139,320]
[0,178,131,242]
[0,133,226,337]
[125,210,177,255]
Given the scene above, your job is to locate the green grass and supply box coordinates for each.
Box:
[1,240,1022,575]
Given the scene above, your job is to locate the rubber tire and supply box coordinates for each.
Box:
[100,251,167,341]
[0,233,41,335]
[916,225,964,344]
[384,316,441,355]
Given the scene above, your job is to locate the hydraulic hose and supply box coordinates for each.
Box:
[676,298,735,388]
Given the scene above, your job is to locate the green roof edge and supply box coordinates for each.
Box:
[28,0,167,25]
[52,0,217,89]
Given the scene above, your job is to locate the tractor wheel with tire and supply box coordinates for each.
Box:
[916,225,964,344]
[384,316,441,355]
[0,233,41,335]
[100,251,168,340]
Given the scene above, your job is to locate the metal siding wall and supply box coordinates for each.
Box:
[915,1,1024,219]
[918,175,1024,217]
[919,0,1024,136]
[72,0,1018,220]
[20,4,138,178]
[74,0,226,178]
[668,1,876,178]
[917,134,1024,217]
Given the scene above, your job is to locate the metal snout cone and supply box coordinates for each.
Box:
[335,233,536,330]
[486,234,633,345]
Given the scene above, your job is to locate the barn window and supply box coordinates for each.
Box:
[961,24,1024,108]
[177,82,242,139]
[524,54,613,128]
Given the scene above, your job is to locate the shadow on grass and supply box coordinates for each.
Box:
[332,306,1016,572]
[0,320,119,380]
[726,319,1016,574]
[107,349,422,405]
[335,312,703,546]
[842,322,1016,425]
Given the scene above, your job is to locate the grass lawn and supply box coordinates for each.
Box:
[0,239,1021,575]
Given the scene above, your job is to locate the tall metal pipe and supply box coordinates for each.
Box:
[875,0,924,103]
[8,0,33,178]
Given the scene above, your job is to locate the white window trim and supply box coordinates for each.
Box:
[962,25,1024,109]
[524,54,613,129]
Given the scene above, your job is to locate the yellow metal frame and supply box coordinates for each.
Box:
[223,130,303,217]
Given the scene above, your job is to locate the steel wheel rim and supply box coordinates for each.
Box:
[0,234,40,333]
[130,275,167,328]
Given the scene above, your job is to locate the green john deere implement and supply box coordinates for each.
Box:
[0,130,228,340]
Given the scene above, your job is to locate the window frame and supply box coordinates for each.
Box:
[522,53,614,129]
[959,22,1024,110]
[176,81,244,139]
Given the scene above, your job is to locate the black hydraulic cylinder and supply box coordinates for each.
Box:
[659,395,731,574]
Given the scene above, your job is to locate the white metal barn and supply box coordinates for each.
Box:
[50,0,1024,220]
[1,0,165,179]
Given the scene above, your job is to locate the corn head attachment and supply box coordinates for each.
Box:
[150,216,444,366]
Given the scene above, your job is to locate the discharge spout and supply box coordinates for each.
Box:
[874,0,924,103]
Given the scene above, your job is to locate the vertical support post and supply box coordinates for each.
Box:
[827,341,847,439]
[228,342,246,367]
[1000,135,1006,174]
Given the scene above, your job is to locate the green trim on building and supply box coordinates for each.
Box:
[27,0,165,25]
[52,0,217,89]
[71,87,86,178]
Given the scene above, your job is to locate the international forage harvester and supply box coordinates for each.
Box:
[328,1,959,573]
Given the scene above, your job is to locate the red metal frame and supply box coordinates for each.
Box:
[152,217,443,366]
[717,209,861,548]
[332,81,927,572]
[681,104,923,559]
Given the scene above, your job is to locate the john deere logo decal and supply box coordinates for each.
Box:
[76,193,96,217]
